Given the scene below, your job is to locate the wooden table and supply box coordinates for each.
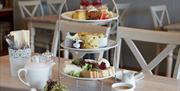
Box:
[164,23,180,31]
[0,56,28,91]
[0,55,180,91]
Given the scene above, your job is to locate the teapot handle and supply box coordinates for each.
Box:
[18,68,30,86]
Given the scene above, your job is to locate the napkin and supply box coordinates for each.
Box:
[10,30,30,49]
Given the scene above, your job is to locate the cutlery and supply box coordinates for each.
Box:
[5,36,14,48]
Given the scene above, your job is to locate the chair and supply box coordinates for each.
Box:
[116,27,180,79]
[18,0,53,52]
[150,5,174,77]
[114,3,130,26]
[150,5,170,28]
[51,20,111,59]
[110,3,130,35]
[46,0,68,15]
[18,0,44,18]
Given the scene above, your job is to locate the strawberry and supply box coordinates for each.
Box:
[80,0,90,7]
[100,11,108,20]
[99,62,107,70]
[92,0,102,6]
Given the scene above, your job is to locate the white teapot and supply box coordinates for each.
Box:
[18,55,55,89]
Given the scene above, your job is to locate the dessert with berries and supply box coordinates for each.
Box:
[71,4,114,20]
[63,58,115,78]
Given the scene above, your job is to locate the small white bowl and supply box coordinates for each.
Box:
[112,82,135,91]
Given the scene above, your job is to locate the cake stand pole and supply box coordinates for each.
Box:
[111,0,119,16]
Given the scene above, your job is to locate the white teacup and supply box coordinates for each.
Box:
[112,82,135,91]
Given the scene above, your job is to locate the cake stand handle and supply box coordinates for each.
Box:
[112,0,119,15]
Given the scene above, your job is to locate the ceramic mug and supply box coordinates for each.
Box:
[18,66,49,89]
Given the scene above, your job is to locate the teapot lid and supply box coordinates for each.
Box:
[25,62,47,69]
[25,55,52,69]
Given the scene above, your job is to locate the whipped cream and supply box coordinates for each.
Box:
[87,5,98,12]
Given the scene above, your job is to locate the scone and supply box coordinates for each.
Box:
[80,66,115,78]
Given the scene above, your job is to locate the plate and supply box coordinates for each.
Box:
[61,40,118,53]
[61,61,115,81]
[61,11,118,23]
[61,72,114,81]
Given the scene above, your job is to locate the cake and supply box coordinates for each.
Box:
[72,9,86,20]
[77,32,106,48]
[72,4,114,20]
[64,32,107,49]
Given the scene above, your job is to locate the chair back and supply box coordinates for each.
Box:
[18,0,44,18]
[113,3,130,26]
[116,27,180,79]
[109,3,130,35]
[150,5,171,28]
[46,0,68,15]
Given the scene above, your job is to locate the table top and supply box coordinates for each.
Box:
[164,23,180,30]
[0,56,29,91]
[0,55,180,91]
